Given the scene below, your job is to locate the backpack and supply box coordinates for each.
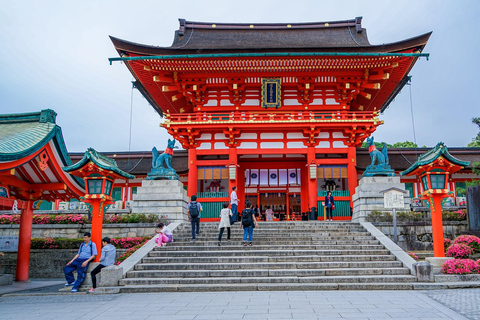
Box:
[190,201,200,218]
[242,209,253,227]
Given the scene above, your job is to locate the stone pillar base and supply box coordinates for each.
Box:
[426,257,454,275]
[352,176,411,222]
[132,180,189,222]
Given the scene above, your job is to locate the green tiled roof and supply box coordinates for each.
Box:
[64,148,135,180]
[0,109,60,160]
[400,142,471,176]
[0,109,84,188]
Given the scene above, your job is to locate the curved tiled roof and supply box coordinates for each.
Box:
[0,109,65,161]
[400,142,471,176]
[110,17,431,56]
[64,148,135,180]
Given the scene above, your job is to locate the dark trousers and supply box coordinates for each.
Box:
[218,227,231,241]
[191,217,200,239]
[90,264,106,288]
[326,207,333,219]
[64,258,89,290]
[231,204,238,222]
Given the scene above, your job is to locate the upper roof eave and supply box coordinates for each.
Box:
[109,31,431,57]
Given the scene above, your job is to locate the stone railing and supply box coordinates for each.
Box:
[372,221,468,251]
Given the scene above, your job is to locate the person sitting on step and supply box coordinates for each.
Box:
[155,222,173,247]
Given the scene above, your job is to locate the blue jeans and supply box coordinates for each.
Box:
[64,258,89,290]
[243,226,253,242]
[231,204,238,222]
[191,217,200,239]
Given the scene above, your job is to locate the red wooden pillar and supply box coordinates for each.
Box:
[90,201,103,262]
[228,146,238,199]
[307,146,317,213]
[300,166,309,213]
[347,146,358,205]
[431,195,446,257]
[237,164,245,213]
[15,200,33,282]
[188,148,197,197]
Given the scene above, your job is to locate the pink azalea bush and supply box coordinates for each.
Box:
[0,214,87,225]
[408,252,418,260]
[444,238,452,250]
[442,259,480,274]
[115,240,149,265]
[453,235,480,254]
[446,243,473,259]
[110,237,150,249]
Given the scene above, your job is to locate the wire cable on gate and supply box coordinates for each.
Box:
[406,76,418,159]
[127,80,135,171]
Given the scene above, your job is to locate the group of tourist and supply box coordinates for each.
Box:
[63,232,116,293]
[62,188,335,292]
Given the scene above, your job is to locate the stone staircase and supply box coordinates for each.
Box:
[117,221,417,292]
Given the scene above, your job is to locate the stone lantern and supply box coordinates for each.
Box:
[401,142,469,257]
[63,148,135,261]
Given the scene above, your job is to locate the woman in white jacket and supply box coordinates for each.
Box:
[218,202,232,246]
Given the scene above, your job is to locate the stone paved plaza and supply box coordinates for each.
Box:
[1,289,479,320]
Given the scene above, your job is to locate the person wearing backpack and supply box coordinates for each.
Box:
[64,232,97,292]
[187,195,203,242]
[241,200,258,247]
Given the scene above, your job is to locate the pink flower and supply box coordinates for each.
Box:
[443,259,480,274]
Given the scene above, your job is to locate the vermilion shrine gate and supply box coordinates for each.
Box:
[0,110,85,280]
[111,17,430,220]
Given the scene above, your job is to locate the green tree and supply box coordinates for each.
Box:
[467,117,480,147]
[392,141,419,148]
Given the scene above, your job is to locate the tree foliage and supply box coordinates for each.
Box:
[467,117,480,147]
[361,141,419,148]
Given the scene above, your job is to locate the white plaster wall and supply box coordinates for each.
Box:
[197,142,212,150]
[260,133,283,139]
[332,141,346,148]
[197,133,212,140]
[287,142,307,149]
[238,142,258,149]
[214,142,227,149]
[260,142,284,149]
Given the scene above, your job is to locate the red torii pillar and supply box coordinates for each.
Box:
[15,200,32,282]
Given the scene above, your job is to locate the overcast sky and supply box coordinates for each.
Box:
[1,0,479,153]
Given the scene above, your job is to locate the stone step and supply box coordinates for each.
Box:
[134,261,404,270]
[120,274,416,286]
[153,244,384,252]
[153,245,387,252]
[167,240,381,246]
[127,267,410,278]
[115,282,415,293]
[173,235,376,241]
[148,249,392,257]
[174,230,370,235]
[141,254,397,264]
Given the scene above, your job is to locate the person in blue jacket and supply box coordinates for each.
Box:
[325,191,335,221]
[88,237,116,293]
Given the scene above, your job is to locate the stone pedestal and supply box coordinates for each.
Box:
[426,257,454,275]
[352,176,411,222]
[132,180,189,222]
[58,262,98,292]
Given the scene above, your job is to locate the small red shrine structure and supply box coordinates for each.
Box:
[110,17,430,219]
[0,109,85,281]
[63,148,134,261]
[401,143,470,257]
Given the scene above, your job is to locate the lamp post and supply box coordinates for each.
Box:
[63,148,134,261]
[401,143,469,257]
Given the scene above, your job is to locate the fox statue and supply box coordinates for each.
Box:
[366,136,389,167]
[152,139,176,170]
